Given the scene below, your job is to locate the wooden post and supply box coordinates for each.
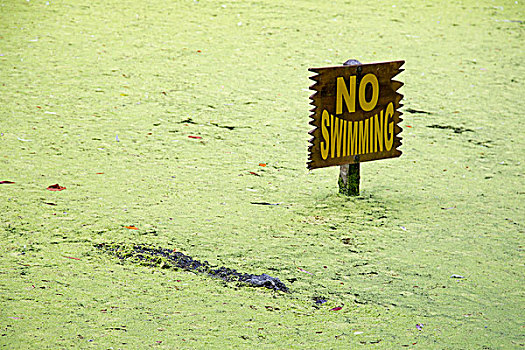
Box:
[339,160,360,196]
[338,59,361,196]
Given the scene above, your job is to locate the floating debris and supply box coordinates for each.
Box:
[405,108,432,114]
[64,256,81,260]
[313,296,327,305]
[427,124,474,134]
[250,202,283,206]
[46,184,66,191]
[297,266,312,274]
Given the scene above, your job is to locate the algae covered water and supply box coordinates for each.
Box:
[1,0,523,348]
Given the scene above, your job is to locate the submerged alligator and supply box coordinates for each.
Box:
[95,243,289,293]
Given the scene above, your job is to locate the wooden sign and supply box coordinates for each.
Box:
[307,61,404,170]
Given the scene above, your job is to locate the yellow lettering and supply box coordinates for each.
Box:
[331,114,344,158]
[370,114,374,152]
[359,73,379,112]
[384,102,395,151]
[342,119,347,157]
[336,76,356,114]
[374,110,384,152]
[359,118,369,155]
[347,120,358,156]
[320,109,330,160]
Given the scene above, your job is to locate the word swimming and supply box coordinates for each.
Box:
[319,102,395,160]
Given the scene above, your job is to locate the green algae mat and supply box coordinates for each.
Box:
[1,0,524,348]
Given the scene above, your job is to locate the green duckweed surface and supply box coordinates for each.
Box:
[1,0,523,348]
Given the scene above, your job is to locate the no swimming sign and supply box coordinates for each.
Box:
[307,61,404,170]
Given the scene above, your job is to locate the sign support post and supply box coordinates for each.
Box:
[339,162,360,196]
[338,59,361,196]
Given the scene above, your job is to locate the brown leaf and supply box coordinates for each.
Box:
[47,184,66,191]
